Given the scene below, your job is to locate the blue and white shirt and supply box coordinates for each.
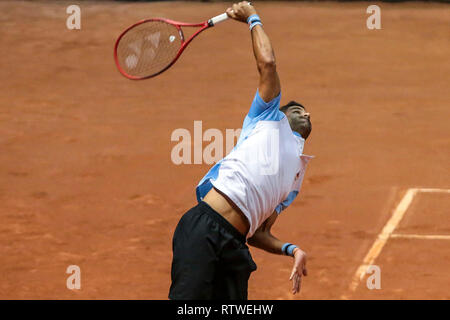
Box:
[196,91,313,238]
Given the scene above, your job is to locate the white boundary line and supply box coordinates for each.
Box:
[391,233,450,240]
[416,188,450,194]
[346,187,450,294]
[347,188,418,292]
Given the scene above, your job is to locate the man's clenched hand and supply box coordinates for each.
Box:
[226,1,257,23]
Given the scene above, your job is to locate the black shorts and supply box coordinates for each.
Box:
[169,201,257,300]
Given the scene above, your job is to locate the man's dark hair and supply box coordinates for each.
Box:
[280,100,306,113]
[280,100,312,139]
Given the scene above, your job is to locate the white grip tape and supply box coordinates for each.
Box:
[210,13,228,25]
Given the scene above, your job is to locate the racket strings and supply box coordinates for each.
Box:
[116,21,182,78]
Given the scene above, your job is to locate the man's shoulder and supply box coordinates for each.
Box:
[248,108,285,124]
[247,90,281,119]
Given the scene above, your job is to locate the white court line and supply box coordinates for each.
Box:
[346,187,450,295]
[391,233,450,240]
[417,188,450,193]
[347,188,418,293]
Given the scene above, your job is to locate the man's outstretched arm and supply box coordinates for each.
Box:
[226,2,281,102]
[248,212,308,294]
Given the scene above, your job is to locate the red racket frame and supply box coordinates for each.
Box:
[114,18,214,80]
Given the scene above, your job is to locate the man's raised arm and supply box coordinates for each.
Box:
[226,2,281,102]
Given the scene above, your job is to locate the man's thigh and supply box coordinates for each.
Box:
[213,238,257,300]
[169,206,219,300]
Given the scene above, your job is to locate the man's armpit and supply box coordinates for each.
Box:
[259,211,278,233]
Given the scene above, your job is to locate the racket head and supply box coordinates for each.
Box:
[114,19,185,80]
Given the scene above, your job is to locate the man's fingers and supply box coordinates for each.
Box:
[291,274,295,292]
[292,273,301,294]
[290,270,305,294]
[292,273,297,293]
[226,8,235,18]
[298,274,302,293]
[289,267,297,280]
[290,249,308,294]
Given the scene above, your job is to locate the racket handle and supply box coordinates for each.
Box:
[209,13,229,26]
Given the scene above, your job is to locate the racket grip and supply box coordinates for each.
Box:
[209,13,229,26]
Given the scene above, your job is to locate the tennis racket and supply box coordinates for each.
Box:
[114,13,229,80]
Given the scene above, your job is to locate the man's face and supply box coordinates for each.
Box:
[286,105,311,125]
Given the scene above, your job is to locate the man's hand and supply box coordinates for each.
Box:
[290,248,308,294]
[226,1,256,23]
[247,212,308,295]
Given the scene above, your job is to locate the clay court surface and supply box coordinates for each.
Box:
[0,1,449,299]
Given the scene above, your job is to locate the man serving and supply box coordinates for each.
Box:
[169,2,313,300]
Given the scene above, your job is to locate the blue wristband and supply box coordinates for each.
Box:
[247,14,261,24]
[282,243,298,256]
[281,243,291,255]
[249,21,262,31]
[287,244,298,257]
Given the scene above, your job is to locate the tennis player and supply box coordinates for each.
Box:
[169,2,313,300]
